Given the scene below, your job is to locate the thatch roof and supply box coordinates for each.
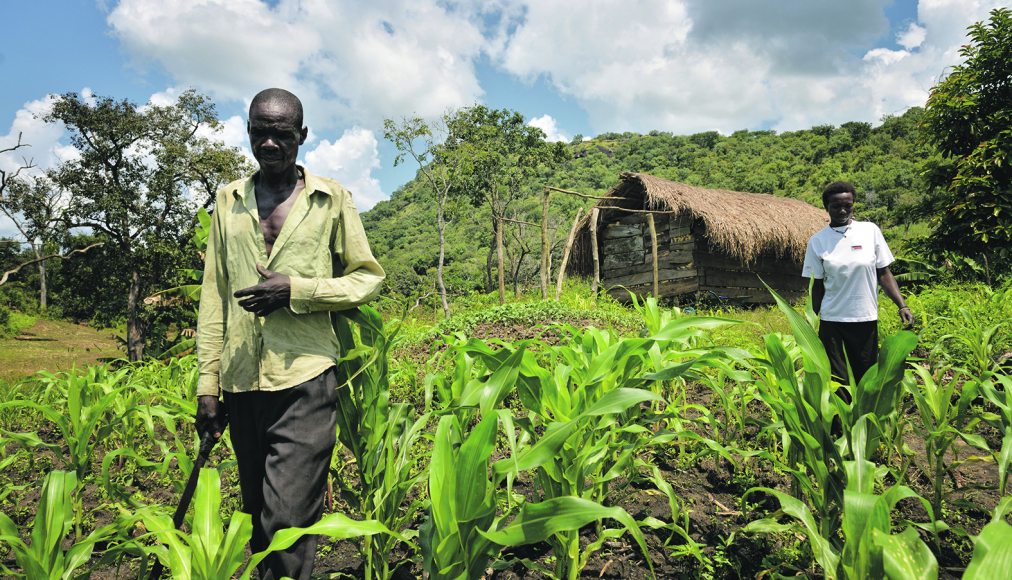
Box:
[590,172,827,263]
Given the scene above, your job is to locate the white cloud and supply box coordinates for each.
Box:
[496,0,1009,133]
[897,22,927,50]
[864,48,909,66]
[107,0,488,129]
[0,94,74,177]
[303,128,385,210]
[528,114,569,143]
[196,114,252,161]
[0,95,74,239]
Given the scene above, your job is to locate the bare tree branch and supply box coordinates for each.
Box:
[0,242,103,285]
[0,132,35,201]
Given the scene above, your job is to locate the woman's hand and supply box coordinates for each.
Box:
[899,306,915,329]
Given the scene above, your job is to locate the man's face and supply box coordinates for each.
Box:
[247,101,307,173]
[824,191,855,226]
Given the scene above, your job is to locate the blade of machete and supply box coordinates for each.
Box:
[149,431,219,579]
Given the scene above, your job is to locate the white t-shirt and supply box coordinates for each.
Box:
[801,221,894,322]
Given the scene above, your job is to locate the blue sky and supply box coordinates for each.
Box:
[0,0,1004,239]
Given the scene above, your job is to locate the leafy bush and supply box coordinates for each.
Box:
[879,280,1012,369]
[0,305,10,338]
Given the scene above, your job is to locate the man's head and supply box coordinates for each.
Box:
[247,88,308,174]
[822,181,856,226]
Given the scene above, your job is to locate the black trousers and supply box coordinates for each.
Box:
[224,368,338,580]
[818,320,878,398]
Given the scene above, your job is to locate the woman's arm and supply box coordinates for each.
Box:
[811,278,825,315]
[877,266,914,328]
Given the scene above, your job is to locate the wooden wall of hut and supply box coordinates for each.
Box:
[694,243,807,305]
[600,211,699,301]
[596,210,808,305]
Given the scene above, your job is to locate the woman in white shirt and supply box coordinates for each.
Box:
[802,181,915,398]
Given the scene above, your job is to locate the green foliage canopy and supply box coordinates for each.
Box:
[924,8,1012,273]
[45,90,252,359]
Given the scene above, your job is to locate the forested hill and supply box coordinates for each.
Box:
[362,107,938,299]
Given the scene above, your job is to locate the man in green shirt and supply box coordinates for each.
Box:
[195,88,384,579]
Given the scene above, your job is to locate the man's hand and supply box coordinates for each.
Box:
[234,264,291,316]
[196,395,228,441]
[899,306,915,329]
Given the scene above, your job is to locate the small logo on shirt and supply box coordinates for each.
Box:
[851,245,863,251]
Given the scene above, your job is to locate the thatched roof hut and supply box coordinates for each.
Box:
[570,172,827,304]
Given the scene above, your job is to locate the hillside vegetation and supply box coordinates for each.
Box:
[365,108,940,302]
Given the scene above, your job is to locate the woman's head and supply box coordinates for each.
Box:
[822,181,855,227]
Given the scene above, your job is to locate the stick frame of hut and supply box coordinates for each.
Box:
[568,172,828,305]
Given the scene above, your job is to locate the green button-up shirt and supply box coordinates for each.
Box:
[196,168,385,397]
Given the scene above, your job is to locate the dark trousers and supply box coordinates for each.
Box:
[223,368,338,580]
[819,320,878,400]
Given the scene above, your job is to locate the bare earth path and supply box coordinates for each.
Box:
[0,319,121,383]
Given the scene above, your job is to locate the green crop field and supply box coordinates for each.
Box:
[0,280,1009,578]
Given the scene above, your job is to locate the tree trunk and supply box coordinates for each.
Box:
[37,259,47,311]
[540,189,550,300]
[126,269,144,361]
[436,191,450,319]
[495,216,506,304]
[30,243,47,311]
[590,208,600,301]
[556,208,584,301]
[511,244,528,298]
[485,234,495,293]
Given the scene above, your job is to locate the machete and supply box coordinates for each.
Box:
[149,430,220,579]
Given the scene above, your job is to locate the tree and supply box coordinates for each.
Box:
[924,7,1012,276]
[383,115,460,318]
[0,176,71,309]
[440,105,567,303]
[46,90,251,360]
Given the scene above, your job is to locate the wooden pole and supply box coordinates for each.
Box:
[647,213,659,298]
[556,207,584,301]
[589,207,600,300]
[540,189,550,300]
[544,185,622,201]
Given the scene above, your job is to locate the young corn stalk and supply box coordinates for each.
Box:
[980,374,1012,495]
[932,304,1008,377]
[744,416,941,579]
[751,284,917,548]
[0,367,140,538]
[421,410,653,580]
[0,366,135,482]
[905,364,989,518]
[332,306,430,580]
[125,468,396,579]
[963,496,1012,578]
[0,470,121,579]
[476,316,725,579]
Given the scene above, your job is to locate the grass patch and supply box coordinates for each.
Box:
[0,318,122,383]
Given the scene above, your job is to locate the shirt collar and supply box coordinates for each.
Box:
[231,165,333,204]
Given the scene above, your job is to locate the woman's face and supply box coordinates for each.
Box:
[824,191,855,227]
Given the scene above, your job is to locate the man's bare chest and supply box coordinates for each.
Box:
[256,187,302,254]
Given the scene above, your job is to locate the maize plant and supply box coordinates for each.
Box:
[980,374,1012,495]
[636,462,705,564]
[745,417,941,579]
[475,317,725,578]
[0,366,136,483]
[421,410,653,580]
[906,364,989,518]
[332,306,430,580]
[123,468,396,579]
[421,412,503,579]
[752,284,917,547]
[933,305,1008,377]
[0,470,121,579]
[964,497,1012,579]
